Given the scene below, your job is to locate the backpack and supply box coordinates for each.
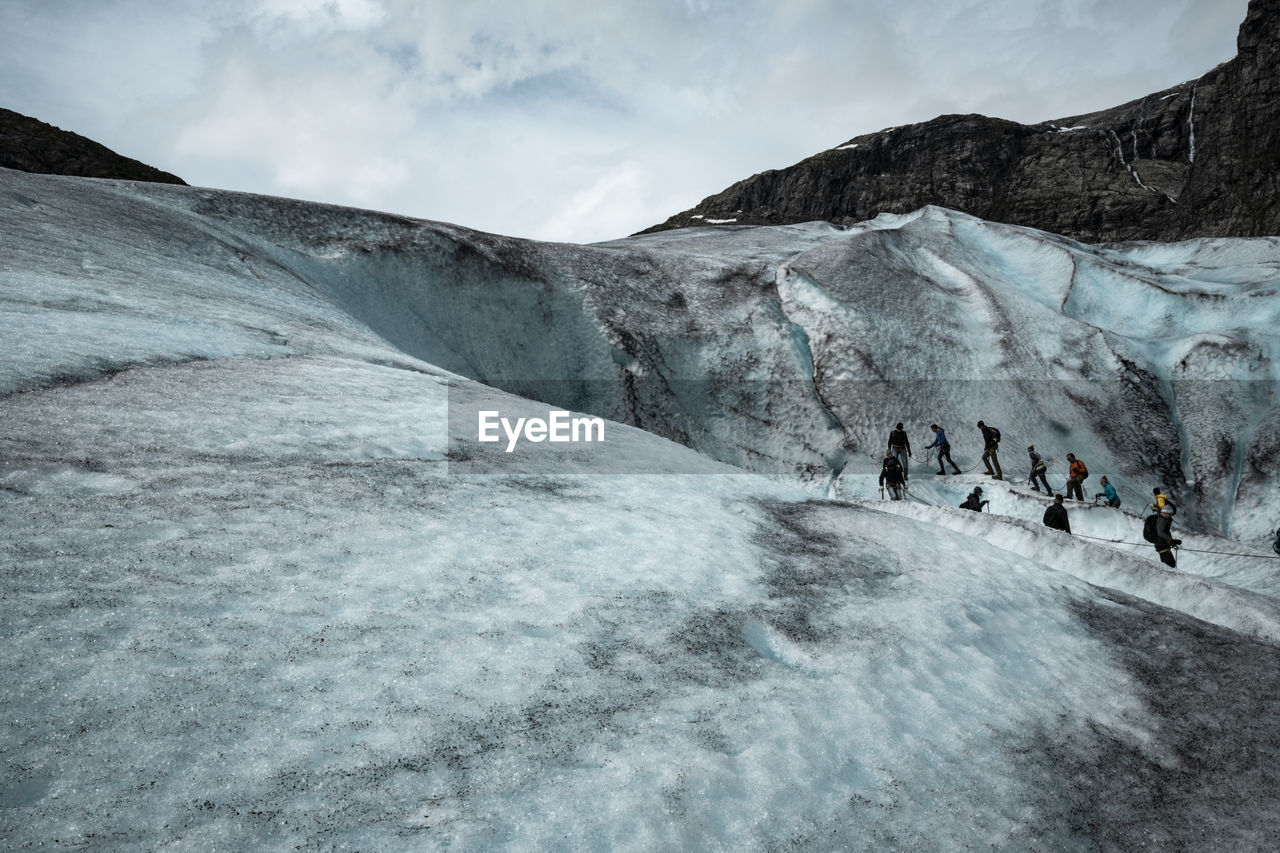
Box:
[1077,461,1088,481]
[1142,514,1160,543]
[988,427,1001,443]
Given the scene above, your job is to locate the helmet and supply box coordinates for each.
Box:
[973,487,983,494]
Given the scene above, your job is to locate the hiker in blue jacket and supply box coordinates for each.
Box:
[1094,476,1120,507]
[925,424,962,475]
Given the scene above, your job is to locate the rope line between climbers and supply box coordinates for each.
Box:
[1073,532,1279,559]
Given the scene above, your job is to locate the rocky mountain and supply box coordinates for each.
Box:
[643,0,1279,243]
[0,107,185,185]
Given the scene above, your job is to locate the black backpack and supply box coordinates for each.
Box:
[1142,514,1160,543]
[988,426,1001,443]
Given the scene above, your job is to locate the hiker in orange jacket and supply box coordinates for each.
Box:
[1065,453,1088,501]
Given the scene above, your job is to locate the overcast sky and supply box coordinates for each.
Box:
[1,0,1250,243]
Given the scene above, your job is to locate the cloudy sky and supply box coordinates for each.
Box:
[1,0,1249,243]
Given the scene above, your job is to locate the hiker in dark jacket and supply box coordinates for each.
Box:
[1153,505,1180,567]
[960,487,989,512]
[977,420,1003,480]
[1027,445,1051,492]
[887,422,911,480]
[1042,494,1071,533]
[879,453,906,500]
[925,424,961,475]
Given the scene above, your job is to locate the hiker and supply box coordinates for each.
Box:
[1151,487,1171,514]
[960,487,989,512]
[1027,445,1051,492]
[1147,504,1181,567]
[925,424,961,475]
[879,453,906,500]
[1065,453,1088,501]
[1042,494,1071,533]
[1094,476,1120,507]
[977,420,1003,480]
[887,422,911,480]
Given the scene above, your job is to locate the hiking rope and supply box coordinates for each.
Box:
[1072,532,1278,559]
[901,483,932,507]
[1072,533,1141,546]
[1170,544,1277,558]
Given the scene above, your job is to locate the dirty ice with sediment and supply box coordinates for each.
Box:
[3,167,1280,850]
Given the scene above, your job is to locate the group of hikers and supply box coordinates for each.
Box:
[877,420,1185,566]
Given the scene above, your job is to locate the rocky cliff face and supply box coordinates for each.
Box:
[0,108,185,185]
[643,0,1278,242]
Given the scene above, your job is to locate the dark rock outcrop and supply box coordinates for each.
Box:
[0,108,185,185]
[642,0,1278,242]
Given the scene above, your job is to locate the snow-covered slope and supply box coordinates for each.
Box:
[6,170,1278,539]
[14,168,1277,540]
[4,168,1280,849]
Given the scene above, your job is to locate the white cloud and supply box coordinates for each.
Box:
[255,0,388,34]
[0,0,1252,242]
[538,160,649,243]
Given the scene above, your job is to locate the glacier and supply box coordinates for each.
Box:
[3,167,1280,850]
